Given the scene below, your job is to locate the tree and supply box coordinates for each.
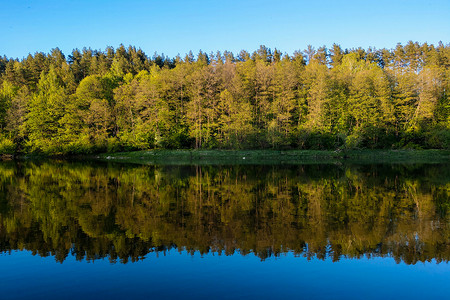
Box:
[330,43,344,67]
[0,81,17,130]
[25,67,67,153]
[392,68,419,135]
[186,64,219,148]
[6,86,29,140]
[216,89,253,148]
[412,66,443,129]
[115,69,173,149]
[302,61,330,133]
[269,56,298,147]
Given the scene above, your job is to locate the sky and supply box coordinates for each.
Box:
[1,0,449,59]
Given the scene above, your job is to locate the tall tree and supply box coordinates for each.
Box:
[25,67,67,153]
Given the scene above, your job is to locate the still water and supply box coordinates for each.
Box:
[0,161,448,299]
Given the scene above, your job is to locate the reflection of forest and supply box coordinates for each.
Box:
[0,161,448,264]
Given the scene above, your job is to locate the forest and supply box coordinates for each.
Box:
[0,41,449,154]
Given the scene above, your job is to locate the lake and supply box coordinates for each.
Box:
[0,161,448,299]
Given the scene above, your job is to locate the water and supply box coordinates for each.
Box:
[0,161,448,299]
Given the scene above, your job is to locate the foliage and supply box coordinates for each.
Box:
[0,42,449,154]
[0,136,15,154]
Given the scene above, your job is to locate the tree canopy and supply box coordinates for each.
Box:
[0,42,449,154]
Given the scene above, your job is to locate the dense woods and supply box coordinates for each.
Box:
[0,42,449,154]
[0,162,448,263]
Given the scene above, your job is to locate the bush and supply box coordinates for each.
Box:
[0,137,16,154]
[107,137,122,153]
[426,129,450,149]
[345,133,363,149]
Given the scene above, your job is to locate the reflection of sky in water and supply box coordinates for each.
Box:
[0,250,448,299]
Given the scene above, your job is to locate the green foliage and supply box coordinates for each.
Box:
[345,133,363,149]
[0,81,18,128]
[25,67,67,153]
[0,42,449,154]
[426,129,450,149]
[106,137,122,152]
[0,136,15,154]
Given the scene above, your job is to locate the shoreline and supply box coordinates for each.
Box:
[88,149,450,165]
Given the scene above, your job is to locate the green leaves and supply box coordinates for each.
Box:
[0,43,449,153]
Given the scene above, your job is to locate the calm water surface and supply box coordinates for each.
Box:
[0,161,448,299]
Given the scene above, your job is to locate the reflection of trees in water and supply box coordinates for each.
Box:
[0,161,448,264]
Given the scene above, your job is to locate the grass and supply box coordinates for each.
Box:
[94,149,450,165]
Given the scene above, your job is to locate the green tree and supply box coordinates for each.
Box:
[25,67,67,153]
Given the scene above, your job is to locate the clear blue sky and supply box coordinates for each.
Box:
[1,0,449,59]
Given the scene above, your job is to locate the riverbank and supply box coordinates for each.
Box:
[93,149,450,165]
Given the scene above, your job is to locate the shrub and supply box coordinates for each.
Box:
[426,129,450,149]
[0,137,16,154]
[345,133,363,149]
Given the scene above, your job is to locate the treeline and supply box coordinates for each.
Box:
[0,41,449,154]
[0,162,448,263]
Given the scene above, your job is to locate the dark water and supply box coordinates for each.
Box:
[0,161,448,299]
